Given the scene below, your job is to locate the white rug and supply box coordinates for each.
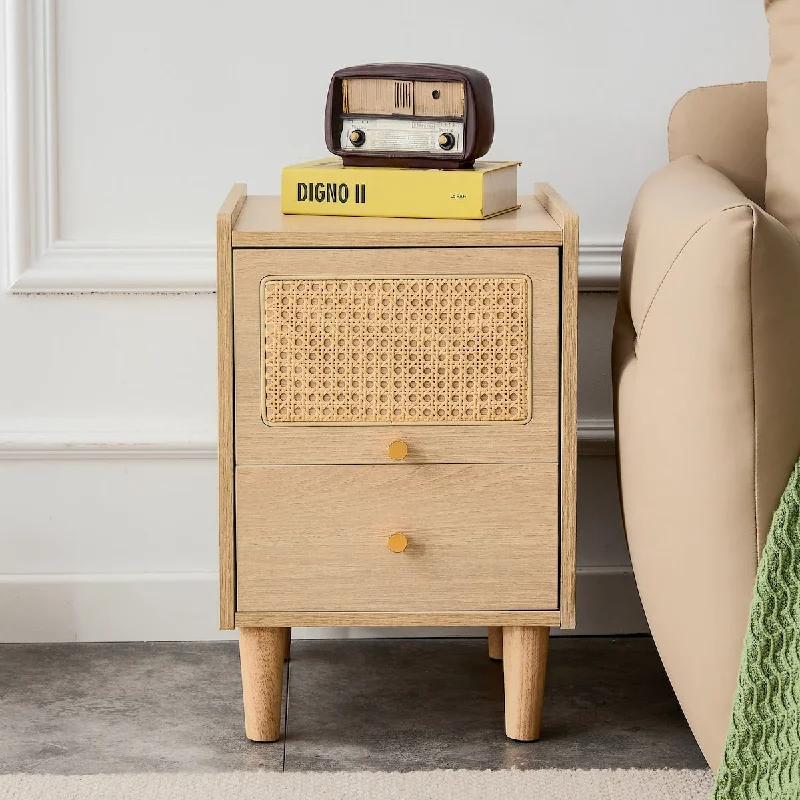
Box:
[0,770,714,799]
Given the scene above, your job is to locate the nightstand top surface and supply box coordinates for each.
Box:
[231,195,563,248]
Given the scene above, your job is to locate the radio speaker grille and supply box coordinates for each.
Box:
[342,78,415,116]
[394,81,413,111]
[262,277,531,425]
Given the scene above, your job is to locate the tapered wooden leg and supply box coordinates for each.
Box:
[280,627,291,662]
[488,626,504,660]
[239,627,284,742]
[502,625,549,741]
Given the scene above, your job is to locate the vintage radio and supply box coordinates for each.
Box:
[324,63,494,169]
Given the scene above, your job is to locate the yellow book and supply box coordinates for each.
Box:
[281,157,519,220]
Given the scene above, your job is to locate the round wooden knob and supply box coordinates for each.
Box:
[349,129,366,147]
[387,440,408,461]
[387,532,408,553]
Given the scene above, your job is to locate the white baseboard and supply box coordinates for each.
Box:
[0,567,646,643]
[0,572,237,643]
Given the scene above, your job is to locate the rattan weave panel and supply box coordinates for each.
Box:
[261,276,530,424]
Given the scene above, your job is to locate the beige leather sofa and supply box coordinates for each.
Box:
[612,79,800,769]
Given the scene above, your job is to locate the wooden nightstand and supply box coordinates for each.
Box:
[217,186,577,742]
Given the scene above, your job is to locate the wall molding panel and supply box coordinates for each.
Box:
[1,0,621,294]
[576,419,617,456]
[0,425,218,460]
[0,418,615,459]
[578,242,625,292]
[1,0,218,294]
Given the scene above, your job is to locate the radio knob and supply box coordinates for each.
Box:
[349,129,366,147]
[438,132,455,151]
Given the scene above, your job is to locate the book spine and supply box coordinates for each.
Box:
[281,168,488,219]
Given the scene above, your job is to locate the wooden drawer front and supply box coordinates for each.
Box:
[235,464,559,612]
[234,248,560,464]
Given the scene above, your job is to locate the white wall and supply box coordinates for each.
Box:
[0,0,769,641]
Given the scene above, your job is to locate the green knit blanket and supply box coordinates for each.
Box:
[714,457,800,799]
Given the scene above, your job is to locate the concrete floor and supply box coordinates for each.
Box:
[0,637,706,773]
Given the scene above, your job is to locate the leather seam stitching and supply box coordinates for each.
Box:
[637,203,753,341]
[748,208,760,570]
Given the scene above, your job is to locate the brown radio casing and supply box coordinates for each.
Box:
[324,63,494,169]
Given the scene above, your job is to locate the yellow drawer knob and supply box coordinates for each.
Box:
[387,532,408,553]
[388,440,408,461]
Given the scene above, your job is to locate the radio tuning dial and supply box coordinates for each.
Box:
[349,129,366,147]
[438,132,455,151]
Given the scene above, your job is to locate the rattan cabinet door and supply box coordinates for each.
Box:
[233,247,559,465]
[261,275,532,425]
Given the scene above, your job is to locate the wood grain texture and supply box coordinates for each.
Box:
[217,183,247,630]
[343,78,413,115]
[235,463,559,612]
[413,80,464,117]
[233,248,560,465]
[503,625,549,741]
[342,78,463,117]
[221,185,577,641]
[488,626,503,660]
[231,195,563,248]
[235,610,562,627]
[535,183,578,630]
[238,627,284,741]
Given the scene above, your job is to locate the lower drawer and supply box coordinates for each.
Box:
[235,463,559,612]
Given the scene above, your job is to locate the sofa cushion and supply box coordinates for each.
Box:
[765,0,800,239]
[613,155,800,768]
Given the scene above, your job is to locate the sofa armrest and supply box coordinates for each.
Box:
[619,155,756,338]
